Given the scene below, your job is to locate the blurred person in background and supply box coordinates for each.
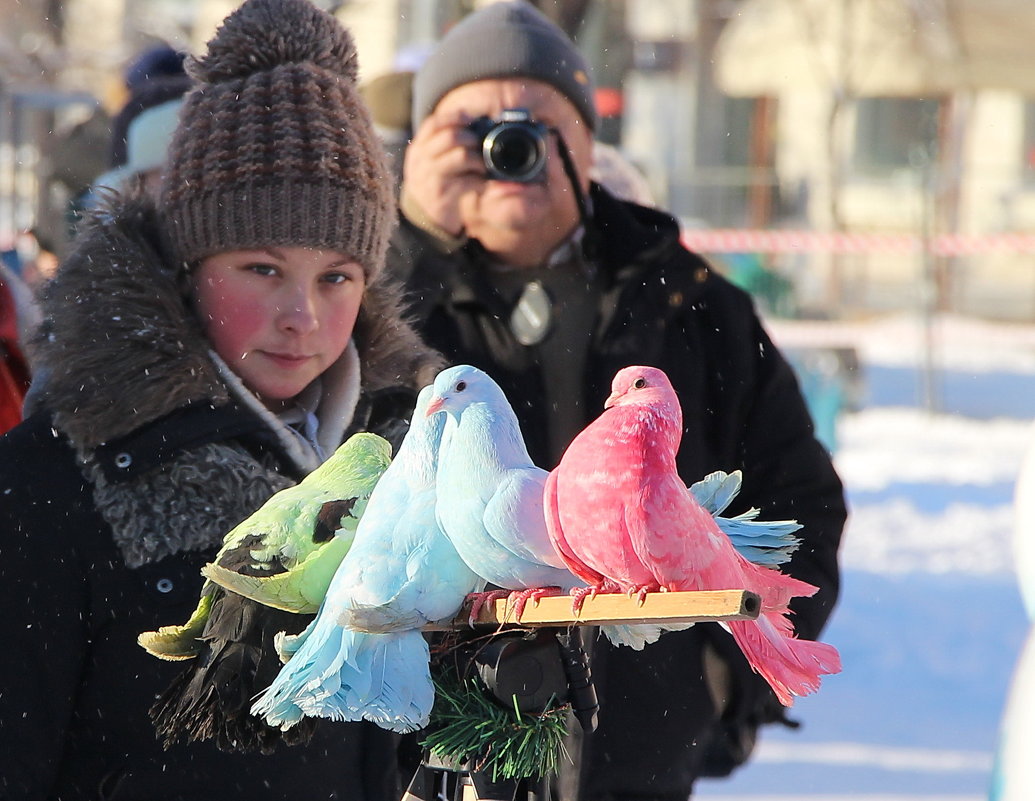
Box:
[53,46,190,237]
[88,46,192,205]
[0,258,33,434]
[109,45,188,165]
[91,90,187,199]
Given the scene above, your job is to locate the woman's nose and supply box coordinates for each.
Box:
[277,288,319,335]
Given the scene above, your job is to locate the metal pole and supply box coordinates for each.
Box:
[912,143,939,414]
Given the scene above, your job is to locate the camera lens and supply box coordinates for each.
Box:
[473,109,549,183]
[484,125,546,182]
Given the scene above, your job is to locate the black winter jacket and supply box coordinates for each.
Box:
[387,185,846,800]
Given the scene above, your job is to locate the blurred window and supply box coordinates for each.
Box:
[853,97,940,175]
[720,96,756,167]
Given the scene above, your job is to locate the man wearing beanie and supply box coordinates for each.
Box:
[388,2,845,799]
[0,0,439,797]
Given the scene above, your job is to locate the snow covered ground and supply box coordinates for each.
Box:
[696,313,1035,801]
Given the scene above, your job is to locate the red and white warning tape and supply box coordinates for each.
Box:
[680,229,1035,256]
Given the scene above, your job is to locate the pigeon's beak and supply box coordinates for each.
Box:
[425,396,445,417]
[603,391,620,410]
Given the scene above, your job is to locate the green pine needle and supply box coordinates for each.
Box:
[420,663,571,782]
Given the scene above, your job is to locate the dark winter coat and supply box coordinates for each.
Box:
[387,184,846,800]
[0,194,440,801]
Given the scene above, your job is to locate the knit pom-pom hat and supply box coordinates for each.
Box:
[159,0,394,281]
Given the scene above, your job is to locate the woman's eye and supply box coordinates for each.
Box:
[323,272,351,285]
[246,263,278,277]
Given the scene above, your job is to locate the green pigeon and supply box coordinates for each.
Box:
[138,431,394,753]
[138,432,392,661]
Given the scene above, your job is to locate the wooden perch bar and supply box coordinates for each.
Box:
[428,589,761,630]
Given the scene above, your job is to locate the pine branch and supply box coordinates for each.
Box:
[421,661,570,781]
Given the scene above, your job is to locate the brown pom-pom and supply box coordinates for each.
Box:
[188,0,358,85]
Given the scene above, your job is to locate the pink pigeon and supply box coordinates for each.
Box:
[543,365,841,705]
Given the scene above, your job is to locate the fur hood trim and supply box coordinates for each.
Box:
[31,195,222,449]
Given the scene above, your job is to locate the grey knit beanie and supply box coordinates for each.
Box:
[159,0,394,281]
[412,1,597,131]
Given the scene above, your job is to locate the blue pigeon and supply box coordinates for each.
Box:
[689,470,802,566]
[251,386,483,734]
[427,364,684,650]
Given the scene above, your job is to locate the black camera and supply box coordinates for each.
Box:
[468,108,549,183]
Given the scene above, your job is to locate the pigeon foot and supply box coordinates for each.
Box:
[466,589,512,626]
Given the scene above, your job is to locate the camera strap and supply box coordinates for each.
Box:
[553,129,600,262]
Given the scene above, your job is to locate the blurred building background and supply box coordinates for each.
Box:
[4,0,1035,320]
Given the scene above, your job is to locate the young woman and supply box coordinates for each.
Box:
[0,0,439,797]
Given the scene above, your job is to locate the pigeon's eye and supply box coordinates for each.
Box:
[633,378,647,389]
[456,381,467,392]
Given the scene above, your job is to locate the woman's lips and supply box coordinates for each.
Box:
[262,351,312,369]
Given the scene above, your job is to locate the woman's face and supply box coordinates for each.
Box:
[193,246,365,407]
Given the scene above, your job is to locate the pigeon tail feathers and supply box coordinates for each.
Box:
[252,623,433,734]
[727,612,841,705]
[149,590,317,753]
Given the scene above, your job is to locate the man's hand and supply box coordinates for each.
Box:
[401,110,485,238]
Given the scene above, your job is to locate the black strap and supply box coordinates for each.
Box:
[551,128,600,261]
